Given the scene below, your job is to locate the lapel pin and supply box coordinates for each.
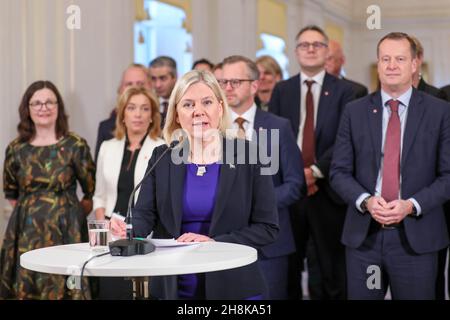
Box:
[324,91,329,96]
[373,108,377,113]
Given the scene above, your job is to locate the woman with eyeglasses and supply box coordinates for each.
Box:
[110,70,279,300]
[93,86,164,299]
[0,80,95,299]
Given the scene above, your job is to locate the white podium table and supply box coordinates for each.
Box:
[20,242,257,299]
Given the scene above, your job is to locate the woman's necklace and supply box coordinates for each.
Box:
[191,141,220,176]
[191,153,207,177]
[195,164,207,177]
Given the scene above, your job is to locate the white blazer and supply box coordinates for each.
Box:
[93,135,164,218]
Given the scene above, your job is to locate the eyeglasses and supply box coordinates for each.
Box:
[217,79,255,89]
[29,100,58,111]
[296,41,328,51]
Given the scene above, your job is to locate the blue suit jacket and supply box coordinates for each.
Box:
[253,108,305,258]
[269,72,354,204]
[132,139,279,299]
[330,89,450,254]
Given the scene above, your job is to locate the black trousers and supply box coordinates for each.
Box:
[290,188,347,300]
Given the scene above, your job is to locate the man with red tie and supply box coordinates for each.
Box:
[330,32,450,299]
[269,25,354,300]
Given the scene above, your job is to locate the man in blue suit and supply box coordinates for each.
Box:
[269,25,354,299]
[330,32,450,299]
[221,55,305,299]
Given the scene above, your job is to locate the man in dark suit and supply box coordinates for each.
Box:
[411,36,448,101]
[330,32,450,299]
[325,40,369,99]
[442,85,450,100]
[149,56,178,124]
[269,25,354,300]
[221,55,304,299]
[95,63,151,160]
[410,35,449,300]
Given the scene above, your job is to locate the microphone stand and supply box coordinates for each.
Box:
[109,140,181,256]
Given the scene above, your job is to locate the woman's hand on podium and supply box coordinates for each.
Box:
[110,217,127,239]
[177,232,215,243]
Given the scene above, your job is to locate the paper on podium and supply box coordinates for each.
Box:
[148,238,201,247]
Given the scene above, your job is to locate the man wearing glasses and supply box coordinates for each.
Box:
[269,25,354,300]
[221,55,304,300]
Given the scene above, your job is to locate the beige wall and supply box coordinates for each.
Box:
[0,0,134,243]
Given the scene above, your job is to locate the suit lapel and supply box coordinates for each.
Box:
[290,75,301,137]
[134,137,164,200]
[401,90,425,168]
[315,73,334,141]
[170,150,186,235]
[368,92,383,169]
[110,138,125,190]
[253,108,266,141]
[209,139,237,233]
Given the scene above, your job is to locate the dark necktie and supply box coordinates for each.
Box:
[161,100,169,115]
[381,99,401,202]
[235,117,247,139]
[302,80,315,167]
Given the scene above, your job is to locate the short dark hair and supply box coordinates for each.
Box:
[18,80,69,142]
[222,55,260,80]
[192,58,214,70]
[377,32,417,58]
[295,25,329,43]
[149,56,177,77]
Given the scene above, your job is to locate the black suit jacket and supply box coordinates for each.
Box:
[268,72,354,202]
[441,85,450,102]
[342,77,368,99]
[95,112,116,161]
[418,78,448,101]
[132,139,279,299]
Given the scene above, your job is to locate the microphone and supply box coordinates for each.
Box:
[109,139,181,256]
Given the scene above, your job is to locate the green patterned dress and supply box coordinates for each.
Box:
[0,132,95,299]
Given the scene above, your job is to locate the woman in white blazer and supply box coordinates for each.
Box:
[92,86,164,299]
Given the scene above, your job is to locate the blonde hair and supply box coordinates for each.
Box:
[114,86,161,140]
[162,70,231,144]
[255,55,282,78]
